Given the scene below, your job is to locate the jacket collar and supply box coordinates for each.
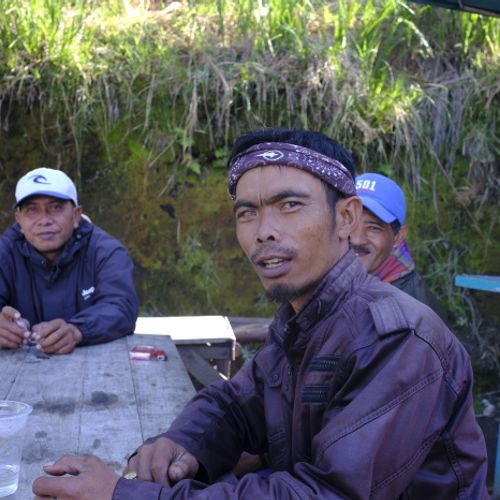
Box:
[269,249,368,349]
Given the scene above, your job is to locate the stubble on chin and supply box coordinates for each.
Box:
[265,279,321,305]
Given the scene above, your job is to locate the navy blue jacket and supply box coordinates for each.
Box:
[0,219,138,345]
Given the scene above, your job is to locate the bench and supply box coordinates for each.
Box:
[455,274,500,496]
[134,316,236,386]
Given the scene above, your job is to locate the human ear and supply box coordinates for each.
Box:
[14,210,24,233]
[393,224,408,247]
[336,196,362,241]
[73,206,83,229]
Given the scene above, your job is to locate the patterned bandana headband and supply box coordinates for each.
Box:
[227,142,356,199]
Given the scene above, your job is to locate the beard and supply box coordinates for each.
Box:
[265,278,322,305]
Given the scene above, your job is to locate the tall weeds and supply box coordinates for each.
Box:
[0,0,498,371]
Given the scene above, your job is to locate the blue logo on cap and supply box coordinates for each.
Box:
[30,174,51,184]
[356,173,406,225]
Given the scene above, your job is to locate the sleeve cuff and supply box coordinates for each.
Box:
[112,477,167,500]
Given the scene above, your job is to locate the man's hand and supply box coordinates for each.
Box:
[0,306,30,349]
[125,437,199,486]
[32,319,83,354]
[233,451,264,478]
[32,455,119,500]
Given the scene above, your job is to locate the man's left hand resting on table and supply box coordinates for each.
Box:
[31,319,83,354]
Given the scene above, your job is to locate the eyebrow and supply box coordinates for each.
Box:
[233,199,256,213]
[233,189,311,213]
[365,217,385,228]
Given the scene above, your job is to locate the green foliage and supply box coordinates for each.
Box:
[0,0,498,381]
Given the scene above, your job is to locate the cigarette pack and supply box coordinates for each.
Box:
[129,345,167,361]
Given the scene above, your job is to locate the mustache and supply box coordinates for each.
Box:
[250,244,297,264]
[351,244,370,254]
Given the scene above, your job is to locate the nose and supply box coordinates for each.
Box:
[349,225,365,247]
[256,210,279,243]
[35,208,55,225]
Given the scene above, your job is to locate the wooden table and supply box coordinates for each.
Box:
[134,316,236,385]
[0,334,195,499]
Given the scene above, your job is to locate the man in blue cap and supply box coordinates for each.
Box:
[351,172,446,321]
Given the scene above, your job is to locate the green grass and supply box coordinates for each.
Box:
[0,0,498,378]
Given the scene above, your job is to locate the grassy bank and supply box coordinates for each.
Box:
[0,0,499,380]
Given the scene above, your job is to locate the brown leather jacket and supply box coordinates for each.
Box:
[114,251,488,499]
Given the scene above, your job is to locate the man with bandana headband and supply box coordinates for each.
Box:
[33,129,488,499]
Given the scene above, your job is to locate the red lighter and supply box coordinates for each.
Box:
[129,345,167,361]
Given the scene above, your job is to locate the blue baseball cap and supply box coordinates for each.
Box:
[355,173,406,225]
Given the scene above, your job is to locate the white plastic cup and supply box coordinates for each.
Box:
[0,401,32,497]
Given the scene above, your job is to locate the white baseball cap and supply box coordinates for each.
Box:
[14,167,78,208]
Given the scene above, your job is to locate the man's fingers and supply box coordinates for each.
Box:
[36,324,66,352]
[124,454,137,475]
[15,318,30,331]
[32,321,53,341]
[38,336,64,353]
[0,336,23,349]
[169,462,187,482]
[0,329,24,349]
[0,340,22,349]
[124,455,141,480]
[32,475,58,496]
[0,305,21,320]
[33,455,119,500]
[133,438,176,484]
[134,446,154,482]
[150,446,171,485]
[43,462,78,476]
[34,320,80,354]
[40,334,71,354]
[168,452,199,483]
[43,454,86,476]
[33,475,78,497]
[0,307,27,349]
[127,438,199,486]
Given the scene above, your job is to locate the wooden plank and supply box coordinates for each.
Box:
[178,342,234,361]
[134,316,235,344]
[134,317,236,378]
[228,316,271,344]
[177,347,226,387]
[5,346,87,499]
[0,335,196,499]
[0,347,29,398]
[78,340,144,473]
[127,335,196,441]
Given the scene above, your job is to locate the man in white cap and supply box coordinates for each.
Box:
[0,167,138,354]
[351,172,447,321]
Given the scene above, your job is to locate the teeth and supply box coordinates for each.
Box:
[263,258,283,268]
